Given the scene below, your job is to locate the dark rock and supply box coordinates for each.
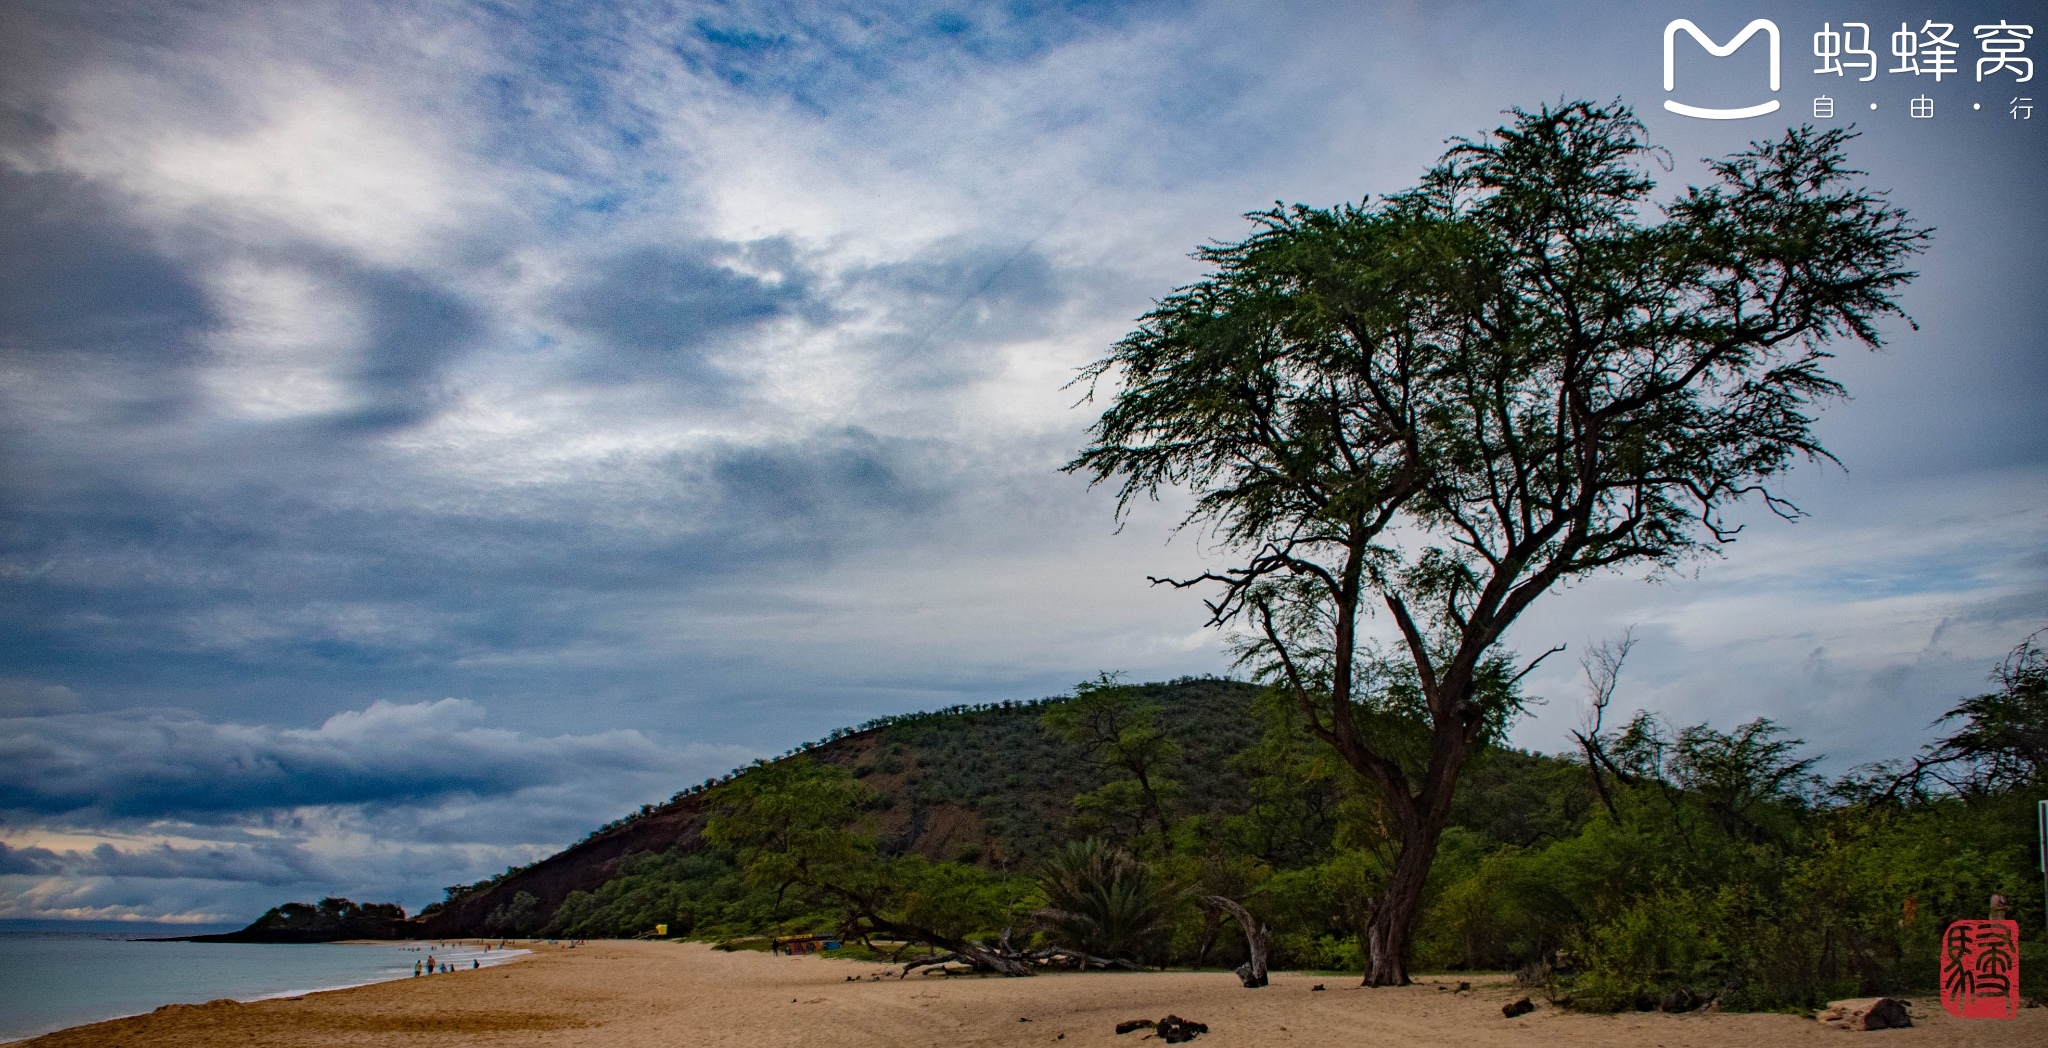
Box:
[1870,999,1912,1029]
[1503,997,1536,1018]
[1311,984,1326,991]
[1819,997,1912,1030]
[1156,1015,1209,1043]
[1115,1019,1154,1034]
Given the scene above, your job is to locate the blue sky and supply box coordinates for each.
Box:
[1,0,2042,923]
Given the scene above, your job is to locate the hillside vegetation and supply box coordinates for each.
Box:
[384,639,2048,1012]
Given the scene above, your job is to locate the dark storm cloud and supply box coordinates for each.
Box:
[0,698,669,817]
[705,427,946,537]
[329,258,482,431]
[0,842,63,876]
[0,170,214,359]
[0,418,956,695]
[0,168,218,435]
[556,240,815,386]
[0,840,323,885]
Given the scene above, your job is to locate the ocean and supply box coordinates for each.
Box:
[0,929,527,1042]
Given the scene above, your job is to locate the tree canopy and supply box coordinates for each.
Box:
[1068,100,1930,984]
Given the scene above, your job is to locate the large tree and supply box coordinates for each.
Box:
[1066,101,1928,985]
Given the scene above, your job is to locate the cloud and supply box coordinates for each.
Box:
[0,842,63,876]
[0,840,320,886]
[556,240,817,381]
[0,698,678,817]
[0,679,81,717]
[0,169,215,358]
[0,697,756,920]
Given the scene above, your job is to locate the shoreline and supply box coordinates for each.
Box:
[243,940,533,1002]
[0,939,530,1045]
[16,939,2043,1047]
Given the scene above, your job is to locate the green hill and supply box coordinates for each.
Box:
[410,676,1587,947]
[413,677,1271,937]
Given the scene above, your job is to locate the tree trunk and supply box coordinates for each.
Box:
[1204,896,1271,988]
[1360,815,1447,987]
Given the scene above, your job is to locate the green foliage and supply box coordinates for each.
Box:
[484,891,541,936]
[542,851,766,940]
[703,757,1029,951]
[1041,675,1184,848]
[1034,839,1178,962]
[1518,680,2047,1011]
[704,758,876,893]
[248,897,405,932]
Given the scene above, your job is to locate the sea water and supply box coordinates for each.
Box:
[0,930,526,1042]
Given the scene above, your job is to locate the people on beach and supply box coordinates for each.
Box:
[414,960,422,977]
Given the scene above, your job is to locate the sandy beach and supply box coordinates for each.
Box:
[19,941,2039,1047]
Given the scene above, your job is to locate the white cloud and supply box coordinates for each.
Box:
[199,260,367,419]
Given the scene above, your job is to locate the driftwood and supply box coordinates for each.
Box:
[901,940,1033,977]
[897,936,1144,978]
[1202,896,1271,988]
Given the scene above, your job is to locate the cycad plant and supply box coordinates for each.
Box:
[1033,839,1178,962]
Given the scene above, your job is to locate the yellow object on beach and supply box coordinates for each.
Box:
[654,924,667,937]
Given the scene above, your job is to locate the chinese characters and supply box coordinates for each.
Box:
[1977,23,2034,81]
[1892,21,1959,79]
[1812,19,2033,82]
[1940,920,2020,1020]
[1815,23,1878,80]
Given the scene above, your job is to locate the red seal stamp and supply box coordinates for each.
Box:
[1940,919,2020,1019]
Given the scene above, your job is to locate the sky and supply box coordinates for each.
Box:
[1,0,2042,924]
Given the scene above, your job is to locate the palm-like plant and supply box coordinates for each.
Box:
[1033,839,1177,962]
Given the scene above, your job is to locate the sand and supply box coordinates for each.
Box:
[20,940,2041,1047]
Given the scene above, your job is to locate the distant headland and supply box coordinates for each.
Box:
[147,897,408,943]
